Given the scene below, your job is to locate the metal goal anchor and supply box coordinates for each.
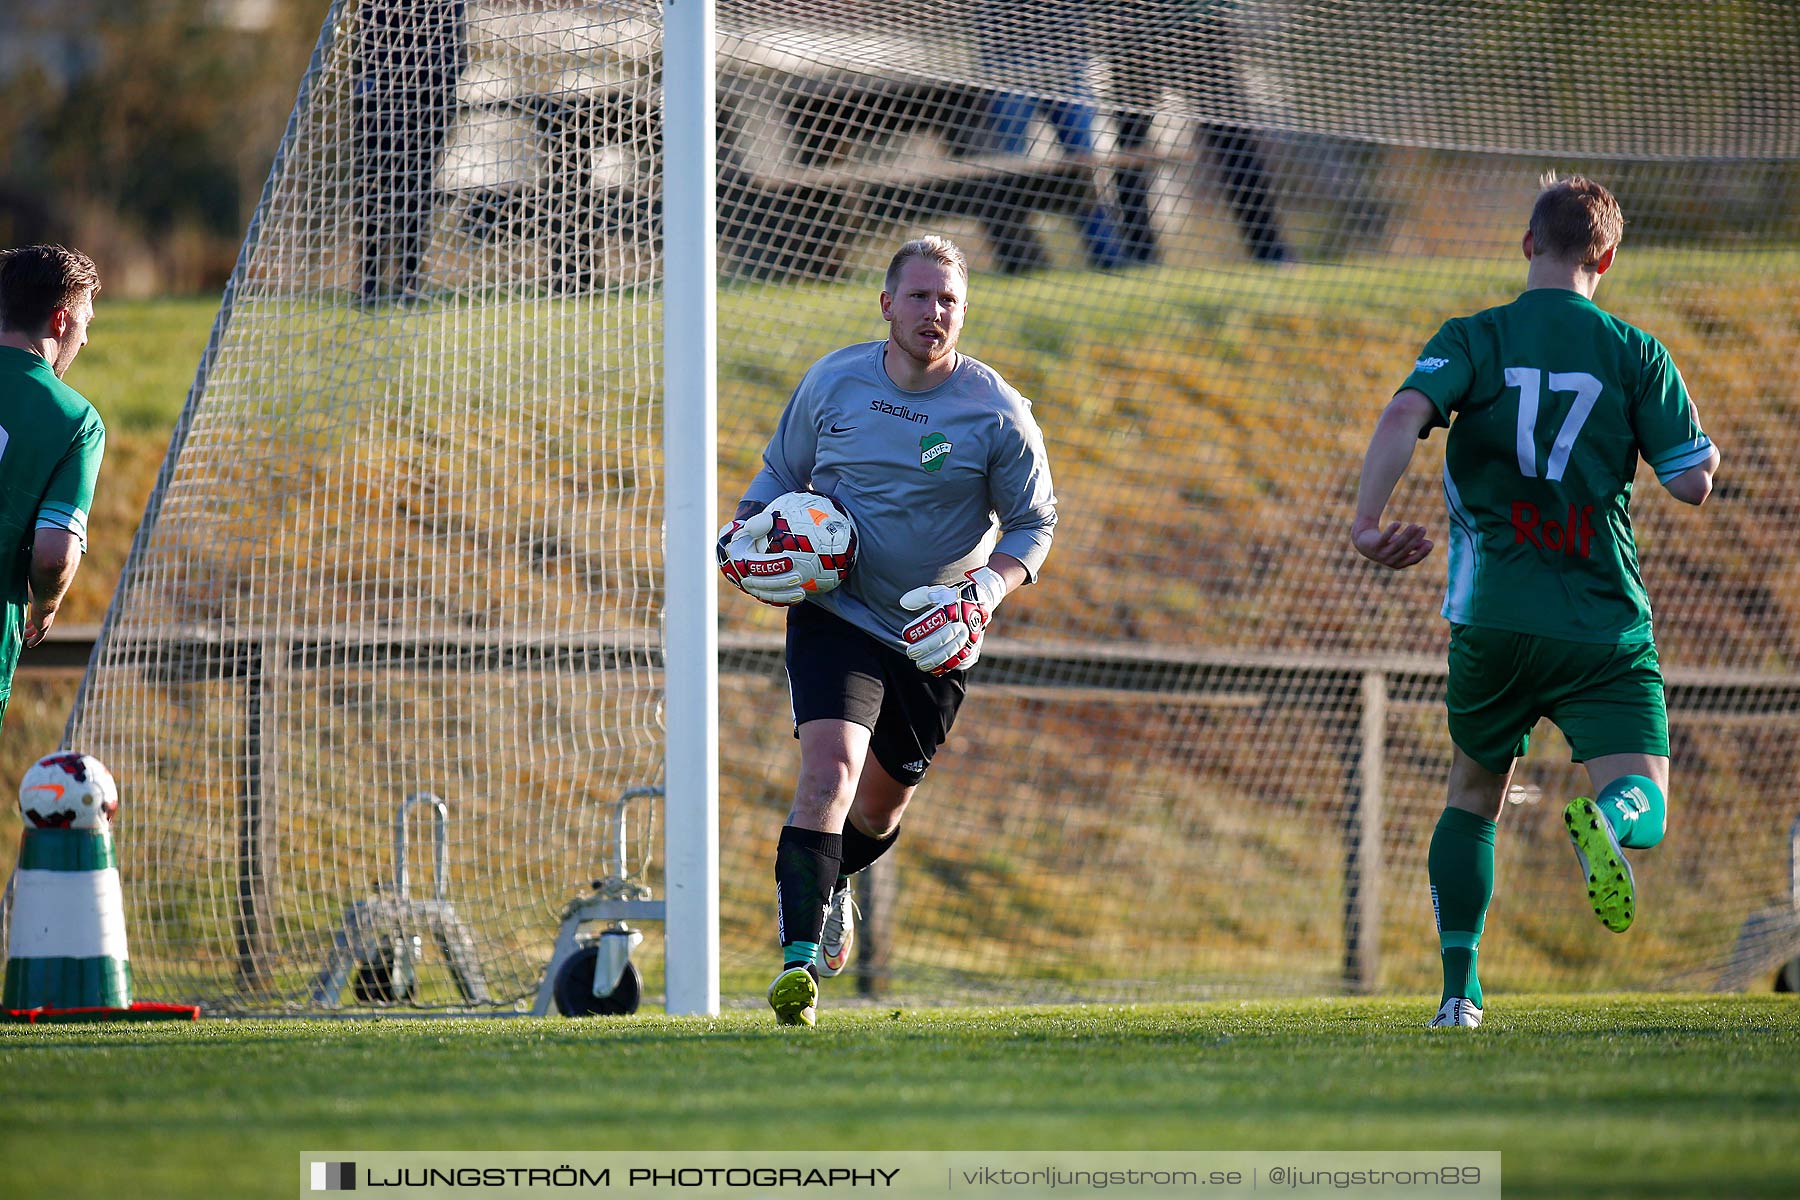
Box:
[309,792,491,1007]
[532,786,664,1016]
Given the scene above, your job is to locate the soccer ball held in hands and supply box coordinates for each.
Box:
[718,491,858,601]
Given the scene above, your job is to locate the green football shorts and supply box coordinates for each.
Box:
[1446,623,1669,774]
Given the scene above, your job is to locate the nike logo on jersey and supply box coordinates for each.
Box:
[829,421,854,433]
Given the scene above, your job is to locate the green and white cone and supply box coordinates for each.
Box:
[4,827,132,1009]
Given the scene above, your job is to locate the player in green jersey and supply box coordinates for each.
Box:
[0,244,106,733]
[1350,176,1720,1029]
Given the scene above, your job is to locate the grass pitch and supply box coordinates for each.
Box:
[2,995,1795,1199]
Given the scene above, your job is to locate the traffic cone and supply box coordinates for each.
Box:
[3,826,197,1023]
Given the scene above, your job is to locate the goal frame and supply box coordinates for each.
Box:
[661,0,722,1018]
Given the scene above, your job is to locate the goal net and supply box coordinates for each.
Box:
[61,0,1800,1011]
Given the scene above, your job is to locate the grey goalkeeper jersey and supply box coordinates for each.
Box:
[743,340,1057,652]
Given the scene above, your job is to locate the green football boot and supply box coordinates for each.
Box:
[1564,796,1636,933]
[767,965,819,1026]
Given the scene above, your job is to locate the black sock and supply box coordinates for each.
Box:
[775,825,842,962]
[837,822,899,886]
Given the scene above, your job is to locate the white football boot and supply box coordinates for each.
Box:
[817,885,859,978]
[1429,997,1484,1028]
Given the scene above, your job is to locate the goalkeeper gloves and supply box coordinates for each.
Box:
[898,566,1006,676]
[717,511,807,606]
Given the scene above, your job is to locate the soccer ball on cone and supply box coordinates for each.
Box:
[762,491,858,594]
[18,753,119,830]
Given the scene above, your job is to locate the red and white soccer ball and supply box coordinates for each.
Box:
[762,491,858,594]
[18,753,119,831]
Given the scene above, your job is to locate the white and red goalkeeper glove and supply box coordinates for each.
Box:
[717,512,807,606]
[898,566,1006,676]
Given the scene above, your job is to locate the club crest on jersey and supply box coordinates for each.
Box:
[920,432,952,472]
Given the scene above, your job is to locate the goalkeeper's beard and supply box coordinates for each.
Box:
[891,324,957,370]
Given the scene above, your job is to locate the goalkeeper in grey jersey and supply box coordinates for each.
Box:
[718,235,1057,1025]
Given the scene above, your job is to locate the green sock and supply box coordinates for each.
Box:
[782,941,820,972]
[1429,807,1497,1007]
[1596,774,1666,849]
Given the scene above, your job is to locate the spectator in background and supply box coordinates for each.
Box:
[1108,0,1291,265]
[974,1,1125,274]
[354,0,466,303]
[0,245,105,734]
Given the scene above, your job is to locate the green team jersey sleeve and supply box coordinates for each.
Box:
[37,410,105,551]
[1400,319,1475,429]
[1631,347,1711,484]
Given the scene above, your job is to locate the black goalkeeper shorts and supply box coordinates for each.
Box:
[784,601,967,787]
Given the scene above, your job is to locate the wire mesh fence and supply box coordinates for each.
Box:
[55,0,1800,1011]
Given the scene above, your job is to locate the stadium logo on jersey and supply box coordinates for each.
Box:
[919,432,952,471]
[1414,356,1451,373]
[870,398,929,424]
[1512,501,1596,558]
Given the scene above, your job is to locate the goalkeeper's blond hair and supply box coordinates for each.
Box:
[884,235,968,294]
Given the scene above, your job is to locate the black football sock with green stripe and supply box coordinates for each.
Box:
[836,822,899,887]
[775,825,842,974]
[1428,806,1497,1008]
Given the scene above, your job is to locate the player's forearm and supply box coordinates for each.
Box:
[982,552,1029,600]
[28,531,83,618]
[738,468,791,514]
[1664,444,1720,506]
[28,558,78,616]
[1353,418,1422,529]
[991,515,1053,584]
[1353,392,1436,530]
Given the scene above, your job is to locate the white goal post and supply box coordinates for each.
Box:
[660,0,721,1018]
